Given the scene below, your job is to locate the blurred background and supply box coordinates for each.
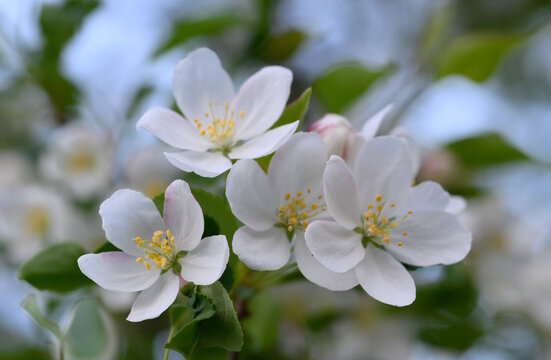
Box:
[1,0,551,359]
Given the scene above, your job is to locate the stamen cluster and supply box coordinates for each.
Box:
[361,194,411,247]
[133,230,176,270]
[193,101,245,147]
[277,190,326,232]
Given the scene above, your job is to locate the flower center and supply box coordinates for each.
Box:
[277,189,326,232]
[66,150,95,171]
[133,230,178,270]
[360,194,411,247]
[25,206,49,235]
[193,101,245,149]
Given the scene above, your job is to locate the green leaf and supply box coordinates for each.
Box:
[313,63,391,113]
[93,241,119,254]
[190,188,238,239]
[18,243,93,293]
[155,15,242,56]
[152,192,165,216]
[447,133,529,169]
[21,294,62,339]
[436,32,528,82]
[126,85,154,120]
[241,292,279,352]
[260,30,306,63]
[167,282,244,357]
[256,88,311,171]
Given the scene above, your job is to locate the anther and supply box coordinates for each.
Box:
[136,257,143,263]
[402,232,407,236]
[239,111,245,118]
[375,194,382,202]
[397,242,403,246]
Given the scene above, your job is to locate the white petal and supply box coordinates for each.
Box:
[360,104,393,139]
[78,252,160,292]
[179,235,229,285]
[163,180,204,251]
[172,48,235,122]
[399,181,450,213]
[232,226,290,271]
[353,136,414,217]
[355,245,415,306]
[127,273,180,322]
[267,132,328,203]
[445,195,467,214]
[99,189,164,257]
[164,150,232,178]
[295,232,358,291]
[232,66,292,140]
[228,121,298,160]
[226,160,277,231]
[387,210,472,267]
[390,127,421,175]
[323,155,361,229]
[136,107,211,151]
[305,220,364,273]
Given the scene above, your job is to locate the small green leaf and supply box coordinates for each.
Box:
[21,294,62,339]
[155,15,242,56]
[260,30,306,63]
[447,133,528,169]
[242,292,279,352]
[313,63,391,113]
[436,32,528,82]
[18,243,92,293]
[167,282,244,357]
[256,88,311,171]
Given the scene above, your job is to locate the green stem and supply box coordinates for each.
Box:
[163,325,177,360]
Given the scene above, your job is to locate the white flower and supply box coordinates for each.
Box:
[40,122,113,199]
[78,180,229,322]
[226,132,357,290]
[305,136,472,306]
[137,48,299,178]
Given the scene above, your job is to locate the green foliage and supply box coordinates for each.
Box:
[241,292,279,353]
[436,32,528,82]
[313,63,391,113]
[155,15,242,56]
[259,30,306,63]
[18,243,93,293]
[93,241,119,253]
[447,133,529,169]
[256,88,311,171]
[126,85,154,120]
[190,188,238,240]
[21,294,62,339]
[167,282,244,358]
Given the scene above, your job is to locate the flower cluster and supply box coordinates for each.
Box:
[79,48,472,322]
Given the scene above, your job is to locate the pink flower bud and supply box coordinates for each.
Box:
[307,114,362,161]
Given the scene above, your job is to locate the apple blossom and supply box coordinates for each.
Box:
[137,48,299,178]
[78,180,229,322]
[226,132,357,290]
[305,136,472,306]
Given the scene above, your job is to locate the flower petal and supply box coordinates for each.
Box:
[445,195,467,214]
[78,252,160,292]
[305,220,364,273]
[387,210,472,267]
[398,181,450,213]
[390,128,421,175]
[179,235,229,285]
[353,136,414,217]
[355,244,415,306]
[163,180,204,251]
[228,121,298,160]
[232,226,290,271]
[360,104,393,139]
[295,232,358,291]
[323,155,361,229]
[232,66,292,140]
[164,150,232,178]
[267,132,328,204]
[226,159,278,231]
[136,107,211,151]
[99,189,164,257]
[127,273,180,322]
[172,48,235,122]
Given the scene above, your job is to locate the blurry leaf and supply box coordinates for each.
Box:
[167,282,244,358]
[170,303,190,327]
[126,85,154,120]
[155,15,242,56]
[152,192,165,216]
[313,63,391,113]
[260,30,306,62]
[447,133,529,169]
[242,292,279,352]
[93,241,119,253]
[256,88,311,171]
[436,32,529,82]
[420,4,453,59]
[21,294,62,339]
[64,298,114,359]
[419,316,484,351]
[18,243,92,293]
[190,188,238,240]
[0,348,51,360]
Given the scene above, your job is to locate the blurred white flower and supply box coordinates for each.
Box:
[124,145,181,198]
[137,47,298,178]
[0,184,86,262]
[306,136,472,306]
[78,180,229,322]
[40,122,114,199]
[0,151,32,187]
